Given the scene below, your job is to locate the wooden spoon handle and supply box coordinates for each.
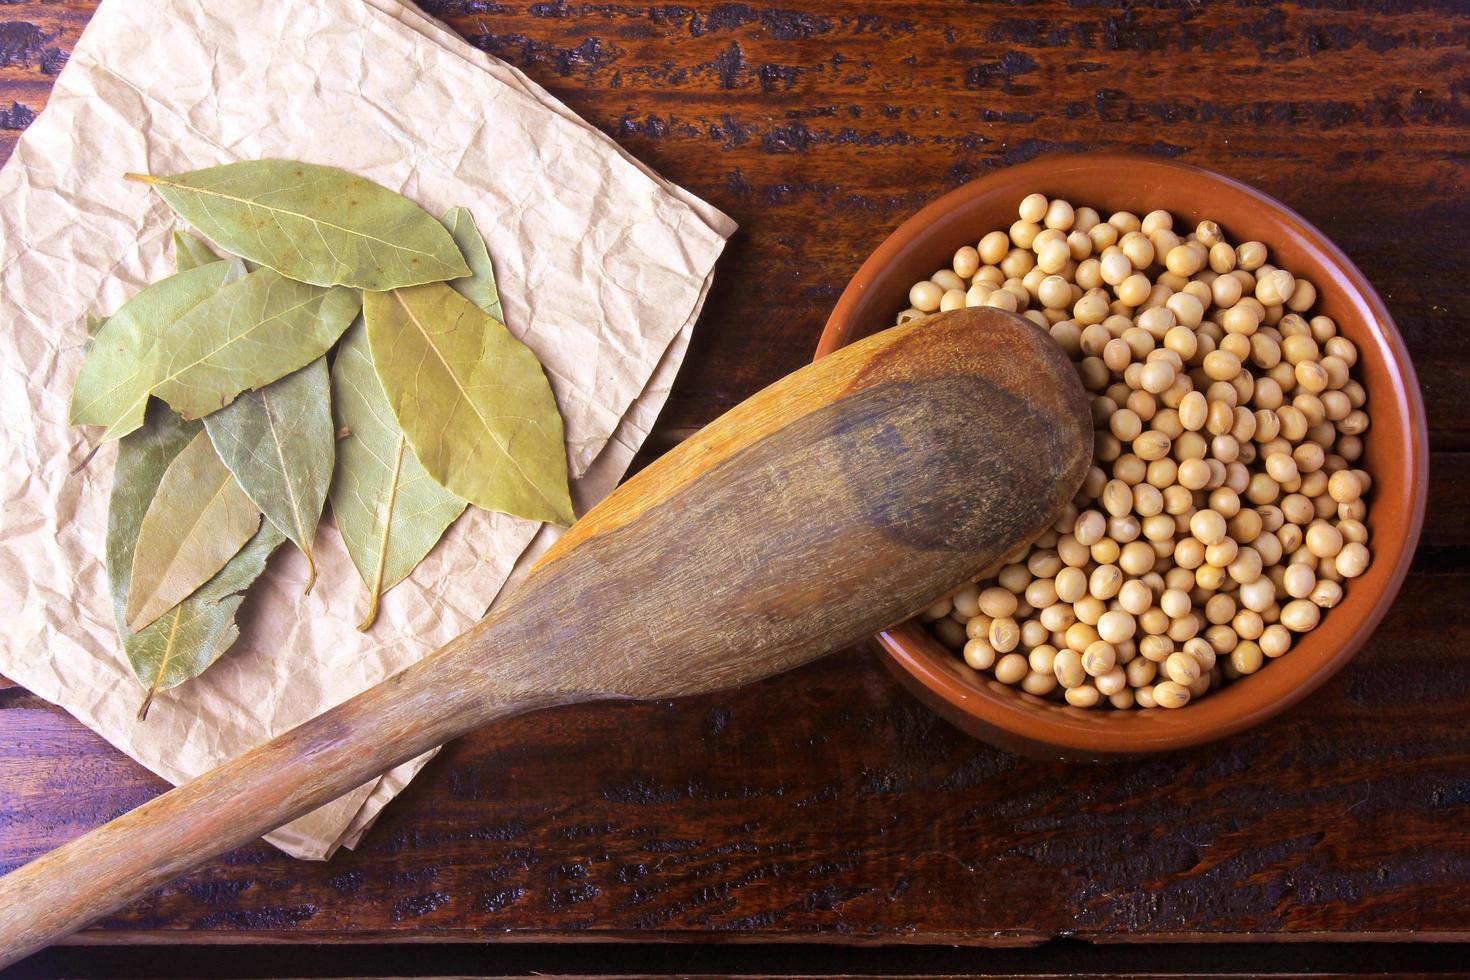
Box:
[0,309,1091,966]
[0,627,570,963]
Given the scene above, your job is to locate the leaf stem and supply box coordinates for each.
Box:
[136,687,157,722]
[69,443,101,476]
[136,610,182,721]
[123,172,158,185]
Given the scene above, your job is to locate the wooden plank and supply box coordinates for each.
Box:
[3,570,1468,942]
[7,939,1470,978]
[1424,453,1470,553]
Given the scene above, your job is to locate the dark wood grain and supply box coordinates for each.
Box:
[8,940,1470,979]
[1,0,1468,958]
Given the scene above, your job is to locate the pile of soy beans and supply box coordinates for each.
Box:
[906,195,1371,710]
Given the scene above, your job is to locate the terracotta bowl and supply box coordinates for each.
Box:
[816,153,1428,760]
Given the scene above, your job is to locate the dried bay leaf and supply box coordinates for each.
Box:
[70,313,108,475]
[363,282,574,527]
[440,207,503,321]
[129,524,283,719]
[124,429,262,632]
[176,230,263,275]
[108,408,200,622]
[109,404,284,718]
[127,161,469,290]
[330,320,466,629]
[151,267,360,420]
[70,260,242,440]
[172,230,219,271]
[204,358,333,592]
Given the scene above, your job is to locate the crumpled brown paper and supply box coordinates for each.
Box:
[0,0,733,860]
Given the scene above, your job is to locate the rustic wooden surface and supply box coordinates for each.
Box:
[2,0,1469,967]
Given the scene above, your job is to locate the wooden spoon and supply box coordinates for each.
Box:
[0,307,1090,965]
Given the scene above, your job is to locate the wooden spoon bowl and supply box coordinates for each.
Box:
[818,153,1429,760]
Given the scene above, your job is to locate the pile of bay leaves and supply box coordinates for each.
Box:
[70,160,573,718]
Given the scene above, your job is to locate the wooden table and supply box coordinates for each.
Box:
[3,0,1468,975]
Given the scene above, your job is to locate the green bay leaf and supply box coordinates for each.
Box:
[108,407,201,628]
[204,359,333,592]
[151,267,360,420]
[70,260,241,440]
[172,230,220,272]
[128,161,469,290]
[329,320,466,629]
[176,230,262,275]
[124,429,262,632]
[441,207,504,322]
[108,403,285,718]
[363,282,573,527]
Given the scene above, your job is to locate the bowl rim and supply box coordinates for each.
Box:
[816,152,1430,755]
